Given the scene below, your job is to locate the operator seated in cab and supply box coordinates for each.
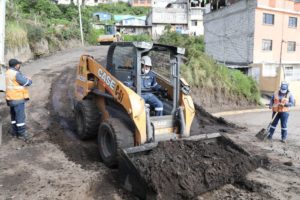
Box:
[140,56,163,116]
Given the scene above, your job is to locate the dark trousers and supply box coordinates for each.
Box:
[10,103,26,136]
[269,112,289,140]
[141,93,163,116]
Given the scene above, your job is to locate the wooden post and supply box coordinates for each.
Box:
[0,118,2,146]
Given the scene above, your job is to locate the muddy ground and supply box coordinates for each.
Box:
[0,46,299,200]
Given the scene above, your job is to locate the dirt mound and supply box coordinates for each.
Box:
[129,138,262,200]
[190,104,244,135]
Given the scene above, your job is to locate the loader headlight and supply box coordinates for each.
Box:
[133,41,153,50]
[177,47,185,55]
[181,85,190,95]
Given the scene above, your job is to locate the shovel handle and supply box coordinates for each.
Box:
[271,112,279,123]
[266,112,279,131]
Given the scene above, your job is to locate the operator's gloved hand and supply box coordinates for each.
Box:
[159,88,168,98]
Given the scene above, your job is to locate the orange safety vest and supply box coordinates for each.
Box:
[5,69,30,101]
[272,91,290,112]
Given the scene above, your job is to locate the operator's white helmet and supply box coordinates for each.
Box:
[141,56,152,67]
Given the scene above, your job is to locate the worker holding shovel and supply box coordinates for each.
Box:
[267,81,295,143]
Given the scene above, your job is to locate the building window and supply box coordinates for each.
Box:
[288,17,297,28]
[262,39,272,51]
[285,66,300,81]
[262,65,277,77]
[287,41,296,52]
[285,66,294,80]
[147,0,151,3]
[191,20,197,26]
[263,13,274,25]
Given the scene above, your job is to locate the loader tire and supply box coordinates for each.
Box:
[98,118,134,167]
[75,100,101,140]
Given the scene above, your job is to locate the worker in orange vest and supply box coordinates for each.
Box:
[268,81,295,143]
[5,59,32,141]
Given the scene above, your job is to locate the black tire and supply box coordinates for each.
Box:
[98,118,134,167]
[75,100,101,140]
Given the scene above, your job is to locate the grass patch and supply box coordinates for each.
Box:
[5,22,28,49]
[123,34,151,42]
[24,22,46,43]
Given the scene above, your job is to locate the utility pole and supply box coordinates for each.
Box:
[0,0,6,145]
[77,0,84,46]
[0,0,6,65]
[0,0,7,92]
[279,40,285,81]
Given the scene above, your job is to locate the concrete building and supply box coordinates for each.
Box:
[93,12,112,22]
[148,0,205,39]
[129,0,152,7]
[189,0,205,36]
[114,15,151,35]
[204,0,300,102]
[121,17,147,26]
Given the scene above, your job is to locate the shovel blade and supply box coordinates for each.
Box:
[255,128,269,140]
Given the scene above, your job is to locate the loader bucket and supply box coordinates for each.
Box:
[118,133,254,200]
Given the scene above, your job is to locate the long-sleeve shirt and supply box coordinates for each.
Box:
[141,71,161,93]
[10,67,32,87]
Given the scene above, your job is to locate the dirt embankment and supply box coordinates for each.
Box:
[192,86,259,113]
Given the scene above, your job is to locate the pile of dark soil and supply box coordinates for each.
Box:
[129,138,262,200]
[190,104,245,135]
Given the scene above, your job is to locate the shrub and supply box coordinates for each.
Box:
[25,23,45,43]
[86,28,105,45]
[123,34,152,42]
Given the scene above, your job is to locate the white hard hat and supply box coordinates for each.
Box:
[141,56,152,67]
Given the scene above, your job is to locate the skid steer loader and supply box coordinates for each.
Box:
[74,42,196,167]
[74,42,252,199]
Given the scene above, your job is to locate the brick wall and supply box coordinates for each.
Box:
[204,0,257,66]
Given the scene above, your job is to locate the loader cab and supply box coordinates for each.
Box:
[106,42,184,116]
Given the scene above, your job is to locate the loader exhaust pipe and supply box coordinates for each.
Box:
[146,106,154,142]
[178,107,188,138]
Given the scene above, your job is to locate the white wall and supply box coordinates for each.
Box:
[152,7,188,24]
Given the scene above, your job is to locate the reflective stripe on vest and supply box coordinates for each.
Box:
[5,69,30,101]
[272,91,290,112]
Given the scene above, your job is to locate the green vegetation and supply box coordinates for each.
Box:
[123,34,151,42]
[89,2,149,16]
[5,22,28,49]
[5,1,150,47]
[158,30,260,104]
[86,28,105,44]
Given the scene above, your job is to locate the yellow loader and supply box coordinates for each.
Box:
[74,42,238,198]
[75,42,196,166]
